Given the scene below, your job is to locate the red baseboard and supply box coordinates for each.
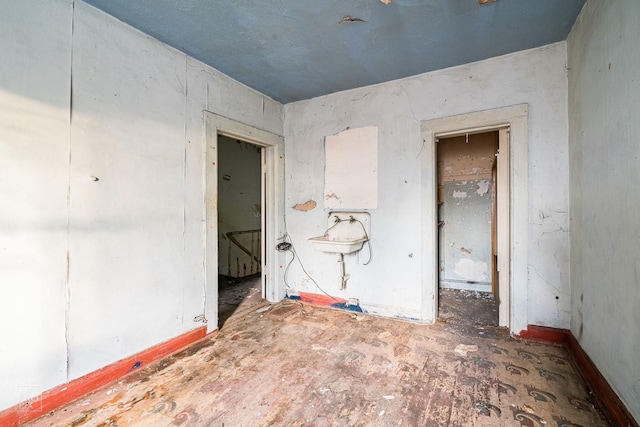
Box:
[0,326,209,427]
[518,325,638,427]
[517,324,570,343]
[567,334,639,427]
[297,291,346,307]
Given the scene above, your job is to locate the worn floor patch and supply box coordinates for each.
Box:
[26,290,610,427]
[266,303,300,320]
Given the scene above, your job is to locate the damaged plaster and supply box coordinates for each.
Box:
[293,200,317,212]
[452,190,467,199]
[476,180,490,196]
[453,258,489,282]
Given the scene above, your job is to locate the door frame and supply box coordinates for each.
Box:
[204,112,285,332]
[420,104,528,334]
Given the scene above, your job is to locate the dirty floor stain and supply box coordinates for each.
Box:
[26,285,610,427]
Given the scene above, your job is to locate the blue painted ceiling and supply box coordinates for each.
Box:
[81,0,586,104]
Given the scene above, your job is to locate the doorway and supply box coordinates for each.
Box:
[436,131,499,326]
[421,105,527,333]
[217,136,264,326]
[204,112,285,332]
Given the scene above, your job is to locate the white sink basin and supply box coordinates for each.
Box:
[308,235,368,254]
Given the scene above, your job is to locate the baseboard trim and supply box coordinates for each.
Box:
[516,324,570,343]
[518,325,638,427]
[3,323,636,427]
[290,291,346,306]
[567,334,639,427]
[0,326,210,427]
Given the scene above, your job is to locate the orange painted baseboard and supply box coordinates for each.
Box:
[517,324,570,343]
[519,325,638,427]
[297,291,346,306]
[0,326,209,427]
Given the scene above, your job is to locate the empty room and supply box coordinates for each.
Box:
[1,0,638,426]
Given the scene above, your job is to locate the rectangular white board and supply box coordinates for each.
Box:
[324,126,378,209]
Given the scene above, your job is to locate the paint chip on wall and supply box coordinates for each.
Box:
[453,258,488,282]
[476,180,490,196]
[293,200,317,211]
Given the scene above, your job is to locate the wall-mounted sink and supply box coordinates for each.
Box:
[308,212,371,289]
[308,235,368,254]
[308,211,371,255]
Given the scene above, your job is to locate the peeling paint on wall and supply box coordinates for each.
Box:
[438,133,495,291]
[293,200,317,211]
[476,180,490,196]
[453,258,489,282]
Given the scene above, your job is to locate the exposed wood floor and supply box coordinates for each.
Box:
[438,288,499,328]
[218,274,262,327]
[27,280,610,426]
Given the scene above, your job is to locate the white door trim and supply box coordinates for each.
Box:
[420,104,528,334]
[204,112,285,332]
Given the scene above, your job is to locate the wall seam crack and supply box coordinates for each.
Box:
[182,55,188,328]
[64,0,76,381]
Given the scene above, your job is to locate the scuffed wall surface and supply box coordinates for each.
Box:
[568,0,640,420]
[0,0,283,410]
[284,43,570,324]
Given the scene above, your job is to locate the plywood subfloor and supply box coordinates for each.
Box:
[27,289,610,427]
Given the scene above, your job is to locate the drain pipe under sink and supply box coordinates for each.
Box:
[337,253,350,290]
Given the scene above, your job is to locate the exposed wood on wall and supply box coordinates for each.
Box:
[438,133,497,180]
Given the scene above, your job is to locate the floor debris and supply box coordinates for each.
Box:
[25,282,612,427]
[454,343,479,356]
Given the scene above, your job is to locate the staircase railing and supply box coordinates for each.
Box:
[226,229,261,278]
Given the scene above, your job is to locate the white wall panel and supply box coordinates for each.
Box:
[568,0,640,420]
[67,2,188,378]
[0,0,283,411]
[0,0,73,410]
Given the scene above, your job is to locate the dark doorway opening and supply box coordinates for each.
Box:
[217,136,263,326]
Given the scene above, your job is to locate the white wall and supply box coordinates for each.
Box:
[284,43,570,326]
[0,0,283,410]
[0,0,72,410]
[568,0,640,420]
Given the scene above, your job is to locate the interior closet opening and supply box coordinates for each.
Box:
[436,131,500,327]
